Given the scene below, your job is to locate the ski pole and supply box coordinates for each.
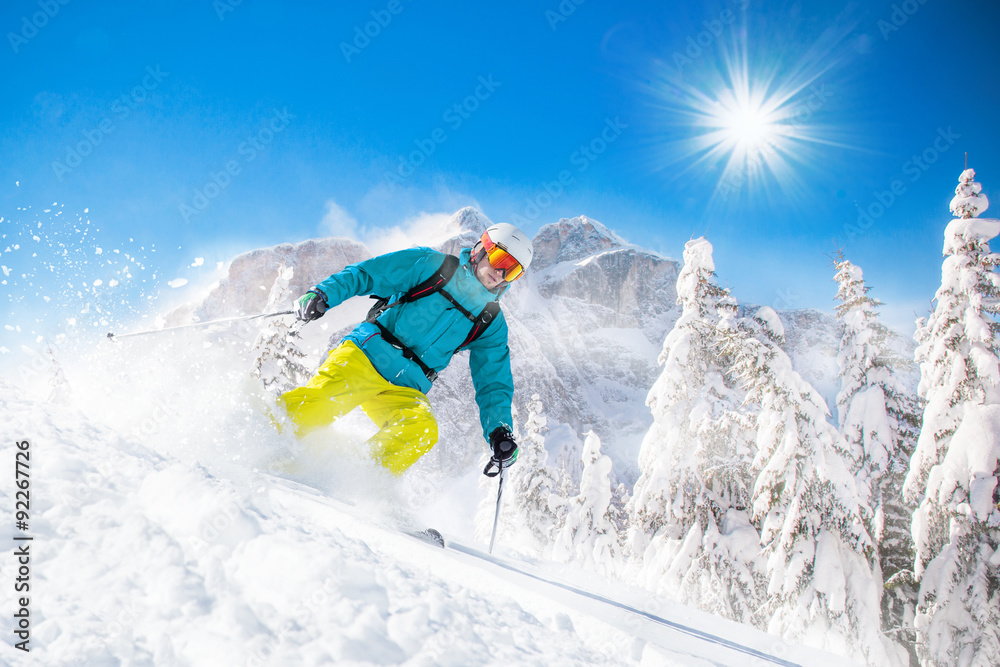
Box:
[488,465,506,554]
[106,310,295,340]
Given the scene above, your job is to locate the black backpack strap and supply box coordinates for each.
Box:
[457,301,501,350]
[373,321,438,382]
[438,289,477,322]
[399,254,459,303]
[363,253,500,379]
[366,254,459,323]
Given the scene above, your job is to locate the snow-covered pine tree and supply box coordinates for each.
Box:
[628,238,738,553]
[545,444,579,552]
[719,306,901,665]
[607,481,631,557]
[475,394,559,555]
[550,430,621,576]
[833,254,921,657]
[903,168,1000,666]
[250,265,311,396]
[627,238,760,621]
[46,342,71,403]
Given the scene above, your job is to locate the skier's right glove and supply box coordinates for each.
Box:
[484,427,518,477]
[295,290,328,322]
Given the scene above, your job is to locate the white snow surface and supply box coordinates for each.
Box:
[0,381,845,666]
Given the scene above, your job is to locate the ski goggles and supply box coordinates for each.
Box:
[480,232,524,282]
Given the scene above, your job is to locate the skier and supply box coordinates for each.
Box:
[279,223,532,476]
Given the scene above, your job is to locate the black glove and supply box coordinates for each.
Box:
[484,427,518,476]
[295,290,328,322]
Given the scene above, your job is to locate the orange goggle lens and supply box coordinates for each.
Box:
[481,233,524,282]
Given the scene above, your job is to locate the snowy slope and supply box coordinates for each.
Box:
[0,383,849,667]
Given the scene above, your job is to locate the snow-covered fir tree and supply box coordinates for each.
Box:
[903,168,1000,666]
[833,254,922,657]
[629,237,741,552]
[628,238,760,622]
[250,265,311,396]
[46,342,71,403]
[546,445,580,549]
[718,306,902,665]
[474,394,560,555]
[607,481,631,551]
[834,255,915,545]
[550,430,621,576]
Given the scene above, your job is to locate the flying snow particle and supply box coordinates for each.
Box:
[168,278,189,288]
[191,257,205,267]
[1,266,8,277]
[109,279,119,287]
[96,248,103,255]
[93,279,103,287]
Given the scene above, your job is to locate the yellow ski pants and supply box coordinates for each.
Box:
[278,341,438,475]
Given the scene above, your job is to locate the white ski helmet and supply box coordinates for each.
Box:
[479,222,534,282]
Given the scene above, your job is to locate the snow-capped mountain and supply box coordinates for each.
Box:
[165,236,371,327]
[174,208,849,482]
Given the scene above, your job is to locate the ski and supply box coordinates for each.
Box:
[406,527,445,548]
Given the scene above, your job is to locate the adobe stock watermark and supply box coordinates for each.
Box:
[670,0,750,76]
[7,0,71,54]
[842,126,959,244]
[545,0,588,31]
[214,0,244,21]
[85,596,142,654]
[245,575,341,666]
[772,287,801,311]
[383,75,501,191]
[51,65,170,182]
[340,0,413,64]
[877,0,931,41]
[509,116,627,227]
[179,108,293,223]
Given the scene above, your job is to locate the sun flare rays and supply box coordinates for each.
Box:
[648,18,856,207]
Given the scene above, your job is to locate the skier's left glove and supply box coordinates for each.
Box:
[295,290,328,322]
[484,427,517,477]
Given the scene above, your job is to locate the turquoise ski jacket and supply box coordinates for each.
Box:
[313,246,514,441]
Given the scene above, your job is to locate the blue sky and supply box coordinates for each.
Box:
[3,0,999,357]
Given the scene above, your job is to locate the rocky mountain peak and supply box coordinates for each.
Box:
[434,207,492,255]
[531,215,630,271]
[451,206,490,234]
[181,236,370,322]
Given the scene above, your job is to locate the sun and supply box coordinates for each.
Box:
[719,102,777,151]
[646,21,853,206]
